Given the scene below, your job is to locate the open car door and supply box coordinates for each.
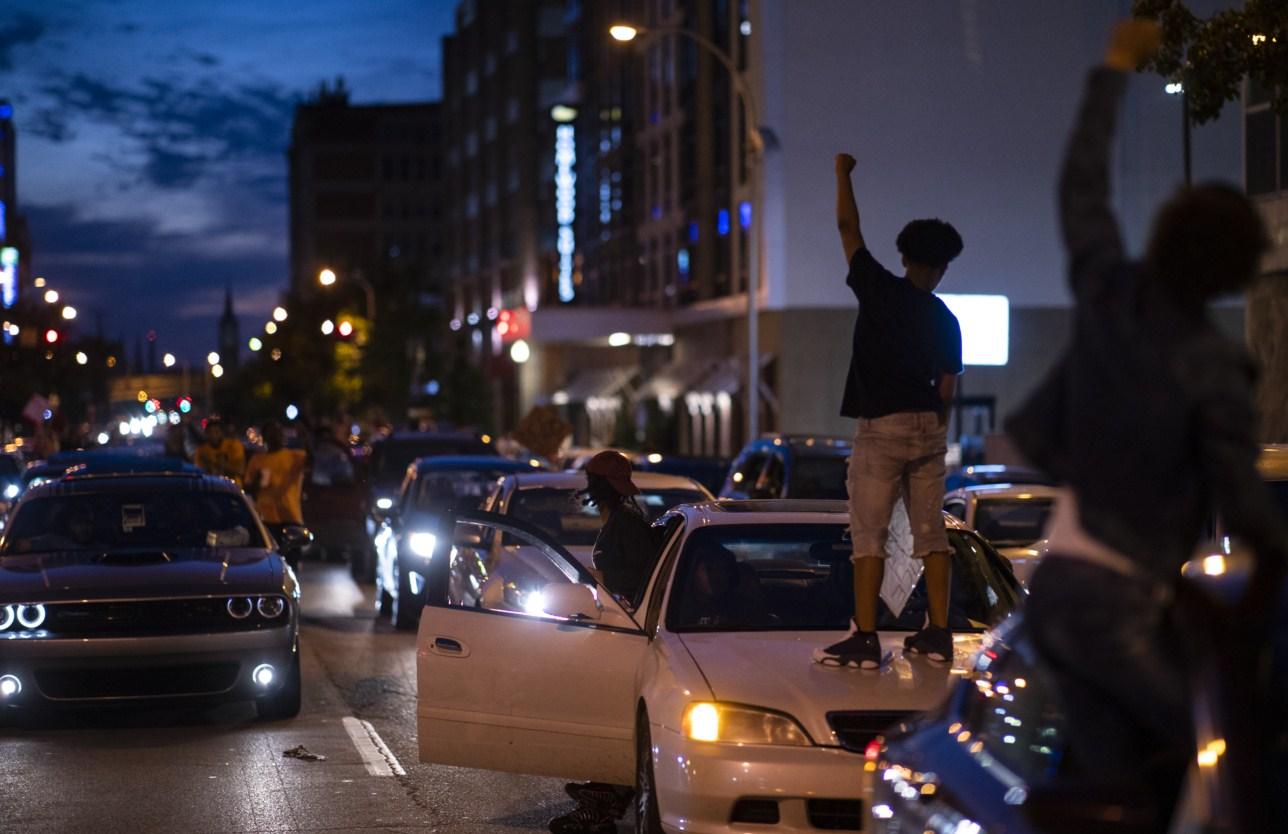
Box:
[416,510,650,784]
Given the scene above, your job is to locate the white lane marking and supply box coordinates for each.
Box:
[342,716,407,777]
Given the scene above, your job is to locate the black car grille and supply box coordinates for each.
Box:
[39,597,287,638]
[826,710,917,753]
[806,799,864,831]
[729,799,780,825]
[35,662,240,700]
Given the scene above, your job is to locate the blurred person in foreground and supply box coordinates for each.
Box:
[245,422,308,564]
[1005,19,1288,828]
[193,417,245,485]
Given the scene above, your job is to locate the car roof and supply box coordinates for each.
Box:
[508,470,709,491]
[670,499,969,530]
[24,471,240,497]
[413,455,541,473]
[373,430,489,445]
[949,483,1061,500]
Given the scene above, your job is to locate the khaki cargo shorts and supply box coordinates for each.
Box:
[848,411,949,559]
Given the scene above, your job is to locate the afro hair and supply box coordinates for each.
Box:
[896,219,964,270]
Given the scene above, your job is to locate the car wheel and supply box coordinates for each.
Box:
[635,710,664,834]
[391,557,419,631]
[256,650,302,721]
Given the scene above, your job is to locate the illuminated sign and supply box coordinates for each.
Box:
[0,199,6,241]
[555,123,576,303]
[938,294,1009,366]
[0,247,16,309]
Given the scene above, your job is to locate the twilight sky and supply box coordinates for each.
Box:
[2,0,457,360]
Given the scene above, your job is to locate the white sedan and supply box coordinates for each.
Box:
[415,500,1023,832]
[943,483,1060,585]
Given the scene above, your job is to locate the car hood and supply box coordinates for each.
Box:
[678,630,981,744]
[0,548,282,602]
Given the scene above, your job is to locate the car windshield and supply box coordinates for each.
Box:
[788,455,848,499]
[666,523,1019,632]
[415,469,511,513]
[371,439,494,485]
[2,491,266,553]
[973,498,1054,546]
[509,486,708,546]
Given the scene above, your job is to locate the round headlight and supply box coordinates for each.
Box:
[0,605,14,631]
[16,604,45,630]
[257,596,286,619]
[3,483,18,499]
[227,597,254,619]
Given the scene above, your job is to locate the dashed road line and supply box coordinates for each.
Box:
[342,715,407,776]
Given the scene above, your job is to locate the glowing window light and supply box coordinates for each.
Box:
[0,247,17,309]
[937,294,1010,366]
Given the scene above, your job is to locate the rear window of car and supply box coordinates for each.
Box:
[788,455,848,500]
[509,487,708,547]
[3,491,265,552]
[973,498,1054,547]
[415,470,512,513]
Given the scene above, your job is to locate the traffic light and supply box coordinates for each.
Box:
[337,319,354,339]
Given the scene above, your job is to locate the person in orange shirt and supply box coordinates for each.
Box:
[244,422,308,528]
[193,418,246,485]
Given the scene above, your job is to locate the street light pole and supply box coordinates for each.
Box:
[319,267,376,322]
[612,24,764,442]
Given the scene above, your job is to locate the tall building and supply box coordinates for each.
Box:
[0,100,30,314]
[287,89,445,409]
[218,285,240,371]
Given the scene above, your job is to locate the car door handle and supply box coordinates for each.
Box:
[431,636,468,657]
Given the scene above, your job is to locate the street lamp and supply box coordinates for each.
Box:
[61,305,77,320]
[317,267,375,322]
[611,22,767,441]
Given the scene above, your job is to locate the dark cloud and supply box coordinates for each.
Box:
[23,202,285,357]
[0,13,46,72]
[36,70,298,194]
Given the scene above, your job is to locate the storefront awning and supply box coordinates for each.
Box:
[636,358,718,402]
[692,357,744,396]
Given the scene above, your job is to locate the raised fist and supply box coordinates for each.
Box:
[1104,19,1162,71]
[835,153,856,176]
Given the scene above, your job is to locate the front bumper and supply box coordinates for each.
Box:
[652,724,871,832]
[0,624,297,707]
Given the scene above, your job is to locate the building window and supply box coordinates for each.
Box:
[506,97,520,124]
[465,70,478,96]
[465,131,478,157]
[483,52,496,76]
[483,117,496,142]
[505,29,519,54]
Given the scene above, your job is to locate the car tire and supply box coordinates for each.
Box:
[634,709,664,834]
[256,650,302,721]
[391,557,419,631]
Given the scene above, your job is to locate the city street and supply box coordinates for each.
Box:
[1,563,581,834]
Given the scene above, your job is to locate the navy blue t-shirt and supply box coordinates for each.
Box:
[840,249,963,419]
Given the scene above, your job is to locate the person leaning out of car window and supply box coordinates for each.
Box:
[583,451,661,604]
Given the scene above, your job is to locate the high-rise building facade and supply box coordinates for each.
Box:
[0,100,30,314]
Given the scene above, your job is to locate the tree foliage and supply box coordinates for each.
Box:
[1133,0,1288,124]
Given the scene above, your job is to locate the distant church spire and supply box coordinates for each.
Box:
[218,283,240,370]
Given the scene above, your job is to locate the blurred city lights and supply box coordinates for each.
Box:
[162,352,176,368]
[211,363,224,378]
[33,277,45,288]
[207,351,220,365]
[337,319,354,337]
[271,348,282,361]
[319,268,337,286]
[609,24,640,41]
[61,306,77,320]
[43,289,59,304]
[272,306,288,322]
[509,339,531,364]
[44,329,58,344]
[248,337,263,351]
[321,319,335,335]
[137,390,148,402]
[265,321,278,335]
[75,351,88,365]
[285,404,300,420]
[97,432,110,445]
[608,331,631,347]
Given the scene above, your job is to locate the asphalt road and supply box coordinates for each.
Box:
[1,562,608,834]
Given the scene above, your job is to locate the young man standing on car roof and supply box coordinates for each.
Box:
[1006,20,1288,826]
[813,152,964,670]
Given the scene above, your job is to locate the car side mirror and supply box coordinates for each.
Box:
[277,524,313,553]
[538,583,601,621]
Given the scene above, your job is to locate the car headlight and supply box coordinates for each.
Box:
[257,596,286,618]
[681,702,812,746]
[3,483,17,499]
[408,531,437,559]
